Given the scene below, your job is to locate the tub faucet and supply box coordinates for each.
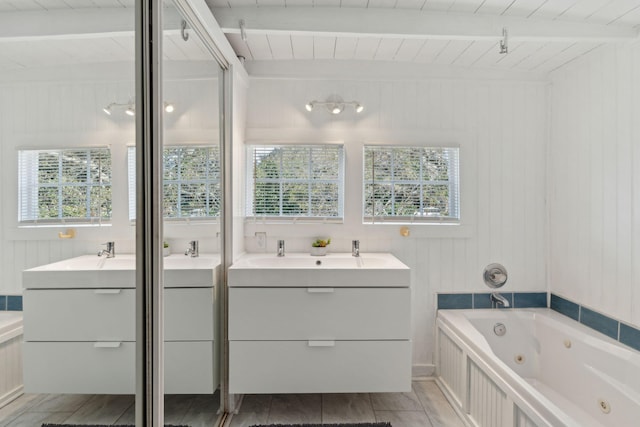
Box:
[98,241,115,258]
[491,292,510,308]
[352,240,360,257]
[277,240,285,257]
[185,240,199,257]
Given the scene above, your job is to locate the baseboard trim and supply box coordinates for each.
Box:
[0,385,23,409]
[412,364,435,379]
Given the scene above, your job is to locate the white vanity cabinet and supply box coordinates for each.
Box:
[22,254,218,395]
[228,252,411,394]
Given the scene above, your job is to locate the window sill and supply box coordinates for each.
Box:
[244,219,474,239]
[245,217,344,225]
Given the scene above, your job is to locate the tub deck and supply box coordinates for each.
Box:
[437,308,640,427]
[0,311,23,338]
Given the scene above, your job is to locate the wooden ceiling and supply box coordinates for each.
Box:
[0,0,638,76]
[211,0,640,75]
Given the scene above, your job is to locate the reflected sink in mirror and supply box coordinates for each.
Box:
[23,254,219,289]
[229,253,410,287]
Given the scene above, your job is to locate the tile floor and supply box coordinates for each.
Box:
[0,381,464,427]
[228,380,466,427]
[0,393,220,427]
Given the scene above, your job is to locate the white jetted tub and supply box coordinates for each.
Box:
[436,308,640,427]
[0,311,23,408]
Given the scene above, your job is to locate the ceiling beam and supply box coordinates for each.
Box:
[212,6,639,43]
[0,8,183,42]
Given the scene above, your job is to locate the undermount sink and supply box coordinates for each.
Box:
[23,254,219,289]
[229,253,410,287]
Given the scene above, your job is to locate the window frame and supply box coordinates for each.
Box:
[363,145,461,224]
[17,147,112,225]
[245,143,345,222]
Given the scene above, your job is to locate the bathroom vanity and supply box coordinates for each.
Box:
[228,252,411,394]
[21,254,219,394]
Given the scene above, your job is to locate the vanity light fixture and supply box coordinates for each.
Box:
[102,99,175,116]
[305,95,364,115]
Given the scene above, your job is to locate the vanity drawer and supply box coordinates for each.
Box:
[24,341,135,394]
[24,288,213,341]
[24,341,215,394]
[229,340,411,394]
[24,289,135,341]
[229,287,410,340]
[165,288,214,341]
[165,341,216,394]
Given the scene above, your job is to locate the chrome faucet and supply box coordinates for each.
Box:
[277,240,285,257]
[185,240,199,257]
[491,292,510,308]
[352,240,360,257]
[98,241,115,258]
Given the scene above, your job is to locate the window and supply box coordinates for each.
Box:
[18,148,112,224]
[364,146,460,223]
[247,145,344,220]
[127,145,221,220]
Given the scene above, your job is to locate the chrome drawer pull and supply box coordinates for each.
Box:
[94,289,122,294]
[94,342,122,348]
[308,340,335,347]
[307,288,334,293]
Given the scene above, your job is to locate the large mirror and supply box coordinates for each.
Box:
[0,1,140,424]
[161,0,224,424]
[0,1,225,425]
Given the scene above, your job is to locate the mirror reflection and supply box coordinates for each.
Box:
[0,1,223,425]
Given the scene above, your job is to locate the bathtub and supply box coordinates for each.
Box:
[0,312,23,408]
[436,308,640,427]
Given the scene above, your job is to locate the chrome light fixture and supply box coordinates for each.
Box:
[305,95,363,115]
[102,99,175,116]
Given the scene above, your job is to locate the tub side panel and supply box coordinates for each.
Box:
[0,332,23,408]
[438,329,465,406]
[515,406,540,427]
[468,360,507,427]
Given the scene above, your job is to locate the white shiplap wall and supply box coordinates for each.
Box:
[243,76,548,373]
[549,40,640,328]
[0,65,221,295]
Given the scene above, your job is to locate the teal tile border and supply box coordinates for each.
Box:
[473,293,493,309]
[0,295,22,311]
[550,293,640,354]
[438,293,472,309]
[580,306,618,340]
[514,292,548,308]
[620,323,640,352]
[438,292,546,310]
[550,294,579,321]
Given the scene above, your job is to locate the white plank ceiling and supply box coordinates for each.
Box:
[0,0,638,76]
[0,0,211,73]
[210,0,640,75]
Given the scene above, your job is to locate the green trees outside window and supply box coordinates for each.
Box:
[128,145,220,220]
[248,145,344,219]
[19,148,112,223]
[364,146,460,222]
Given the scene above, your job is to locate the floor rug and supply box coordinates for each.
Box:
[42,425,189,427]
[250,423,392,427]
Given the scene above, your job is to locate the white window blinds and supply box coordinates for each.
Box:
[247,145,344,219]
[127,145,221,221]
[18,148,112,224]
[363,146,460,223]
